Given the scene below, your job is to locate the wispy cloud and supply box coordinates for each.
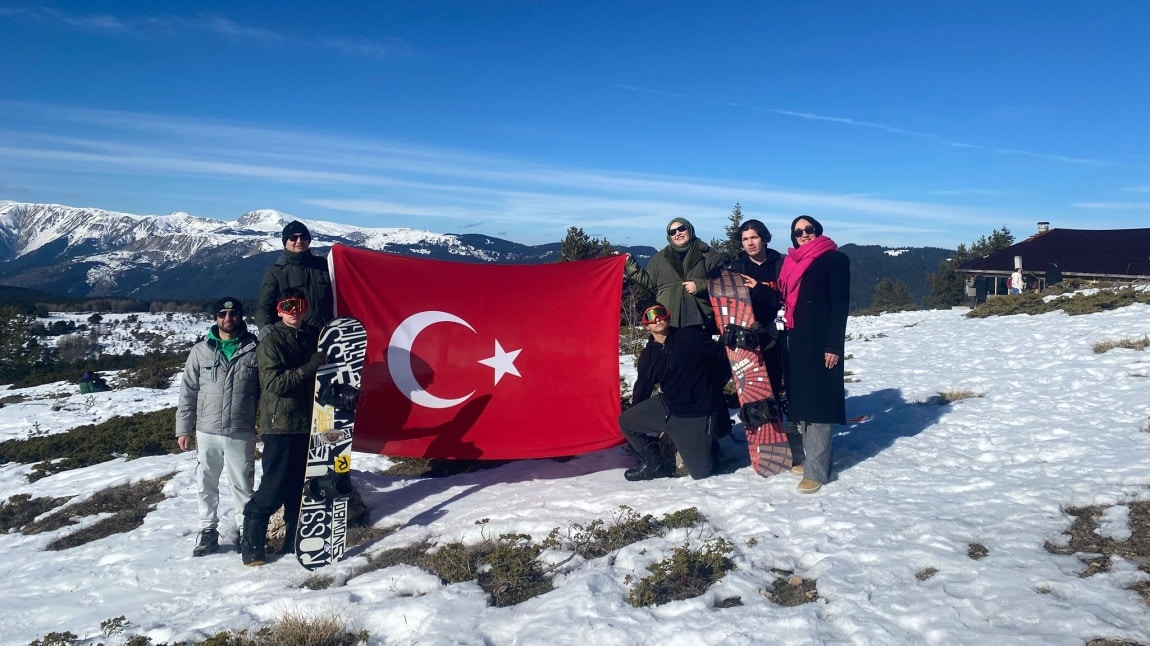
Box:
[1123,186,1150,193]
[612,84,688,99]
[994,148,1105,167]
[1072,201,1150,210]
[0,101,1016,246]
[1,8,408,59]
[755,106,1109,168]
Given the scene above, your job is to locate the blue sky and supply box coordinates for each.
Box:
[1,1,1147,249]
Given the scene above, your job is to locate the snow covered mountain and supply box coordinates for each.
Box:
[0,202,638,300]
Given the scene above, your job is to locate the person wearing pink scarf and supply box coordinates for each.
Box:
[776,215,850,494]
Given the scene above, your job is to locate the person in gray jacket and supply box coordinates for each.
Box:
[176,297,261,557]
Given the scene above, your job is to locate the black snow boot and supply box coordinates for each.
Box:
[192,528,219,557]
[624,438,672,481]
[241,514,269,566]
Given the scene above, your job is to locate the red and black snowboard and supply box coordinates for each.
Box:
[709,270,793,476]
[296,317,367,570]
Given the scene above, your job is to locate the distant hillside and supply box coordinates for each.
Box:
[839,244,954,311]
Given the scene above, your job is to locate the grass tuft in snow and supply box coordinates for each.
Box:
[626,537,735,607]
[1093,335,1150,354]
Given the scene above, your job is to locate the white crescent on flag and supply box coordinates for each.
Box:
[387,310,523,409]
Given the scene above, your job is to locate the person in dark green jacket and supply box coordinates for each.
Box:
[241,287,327,566]
[624,217,724,332]
[255,220,334,336]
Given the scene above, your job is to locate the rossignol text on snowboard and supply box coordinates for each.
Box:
[296,317,367,570]
[708,270,793,476]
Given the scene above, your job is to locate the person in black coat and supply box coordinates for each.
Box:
[619,304,727,481]
[777,215,850,494]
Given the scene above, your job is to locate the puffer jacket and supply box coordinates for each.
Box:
[255,249,334,332]
[257,321,321,435]
[175,329,260,438]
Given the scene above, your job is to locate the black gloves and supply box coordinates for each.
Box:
[304,351,328,373]
[720,324,778,351]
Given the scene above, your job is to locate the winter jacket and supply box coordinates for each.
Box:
[255,249,335,332]
[175,327,260,438]
[257,322,322,435]
[783,250,850,425]
[625,241,723,329]
[632,334,669,406]
[656,326,727,417]
[727,250,786,395]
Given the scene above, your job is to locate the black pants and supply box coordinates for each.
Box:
[244,433,309,524]
[619,396,715,479]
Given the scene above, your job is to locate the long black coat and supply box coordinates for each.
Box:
[784,250,850,425]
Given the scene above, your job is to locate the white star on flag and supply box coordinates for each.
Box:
[478,340,522,385]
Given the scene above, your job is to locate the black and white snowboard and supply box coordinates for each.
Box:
[296,317,367,570]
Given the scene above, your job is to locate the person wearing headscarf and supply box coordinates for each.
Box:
[776,215,850,494]
[624,217,724,332]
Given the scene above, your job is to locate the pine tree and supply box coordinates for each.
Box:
[558,226,611,262]
[927,227,1015,308]
[871,279,914,312]
[709,203,744,263]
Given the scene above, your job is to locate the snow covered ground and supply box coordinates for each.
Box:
[2,305,1150,645]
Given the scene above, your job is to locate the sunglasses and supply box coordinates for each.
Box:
[277,298,309,315]
[216,310,241,319]
[641,306,670,324]
[287,234,310,242]
[792,225,817,237]
[667,225,689,236]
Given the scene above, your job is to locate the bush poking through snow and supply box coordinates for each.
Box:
[0,408,177,481]
[626,537,735,607]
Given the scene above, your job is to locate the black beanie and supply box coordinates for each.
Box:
[281,220,311,244]
[212,296,244,316]
[789,214,824,248]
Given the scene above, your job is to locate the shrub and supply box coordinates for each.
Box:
[627,537,735,607]
[0,408,178,481]
[22,475,172,550]
[967,285,1150,319]
[120,351,186,389]
[542,506,703,560]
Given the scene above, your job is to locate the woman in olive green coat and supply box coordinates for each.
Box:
[624,217,724,331]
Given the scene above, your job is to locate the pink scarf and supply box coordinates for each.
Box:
[777,235,838,329]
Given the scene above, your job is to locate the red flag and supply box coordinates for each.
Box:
[328,244,626,460]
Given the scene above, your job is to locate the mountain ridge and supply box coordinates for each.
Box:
[0,202,953,307]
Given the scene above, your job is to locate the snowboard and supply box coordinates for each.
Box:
[296,317,368,570]
[708,270,793,477]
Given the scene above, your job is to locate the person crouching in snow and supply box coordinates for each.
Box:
[619,304,727,481]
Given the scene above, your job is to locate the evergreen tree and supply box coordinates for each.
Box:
[0,307,43,382]
[927,227,1015,308]
[709,202,744,263]
[871,279,914,312]
[558,226,612,262]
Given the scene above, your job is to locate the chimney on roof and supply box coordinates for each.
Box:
[1037,221,1050,234]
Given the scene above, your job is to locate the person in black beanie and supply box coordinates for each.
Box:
[255,220,334,336]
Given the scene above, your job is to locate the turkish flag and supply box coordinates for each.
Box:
[328,244,627,460]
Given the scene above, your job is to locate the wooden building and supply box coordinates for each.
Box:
[958,222,1150,301]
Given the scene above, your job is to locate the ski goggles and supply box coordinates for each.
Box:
[641,305,670,324]
[276,297,309,316]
